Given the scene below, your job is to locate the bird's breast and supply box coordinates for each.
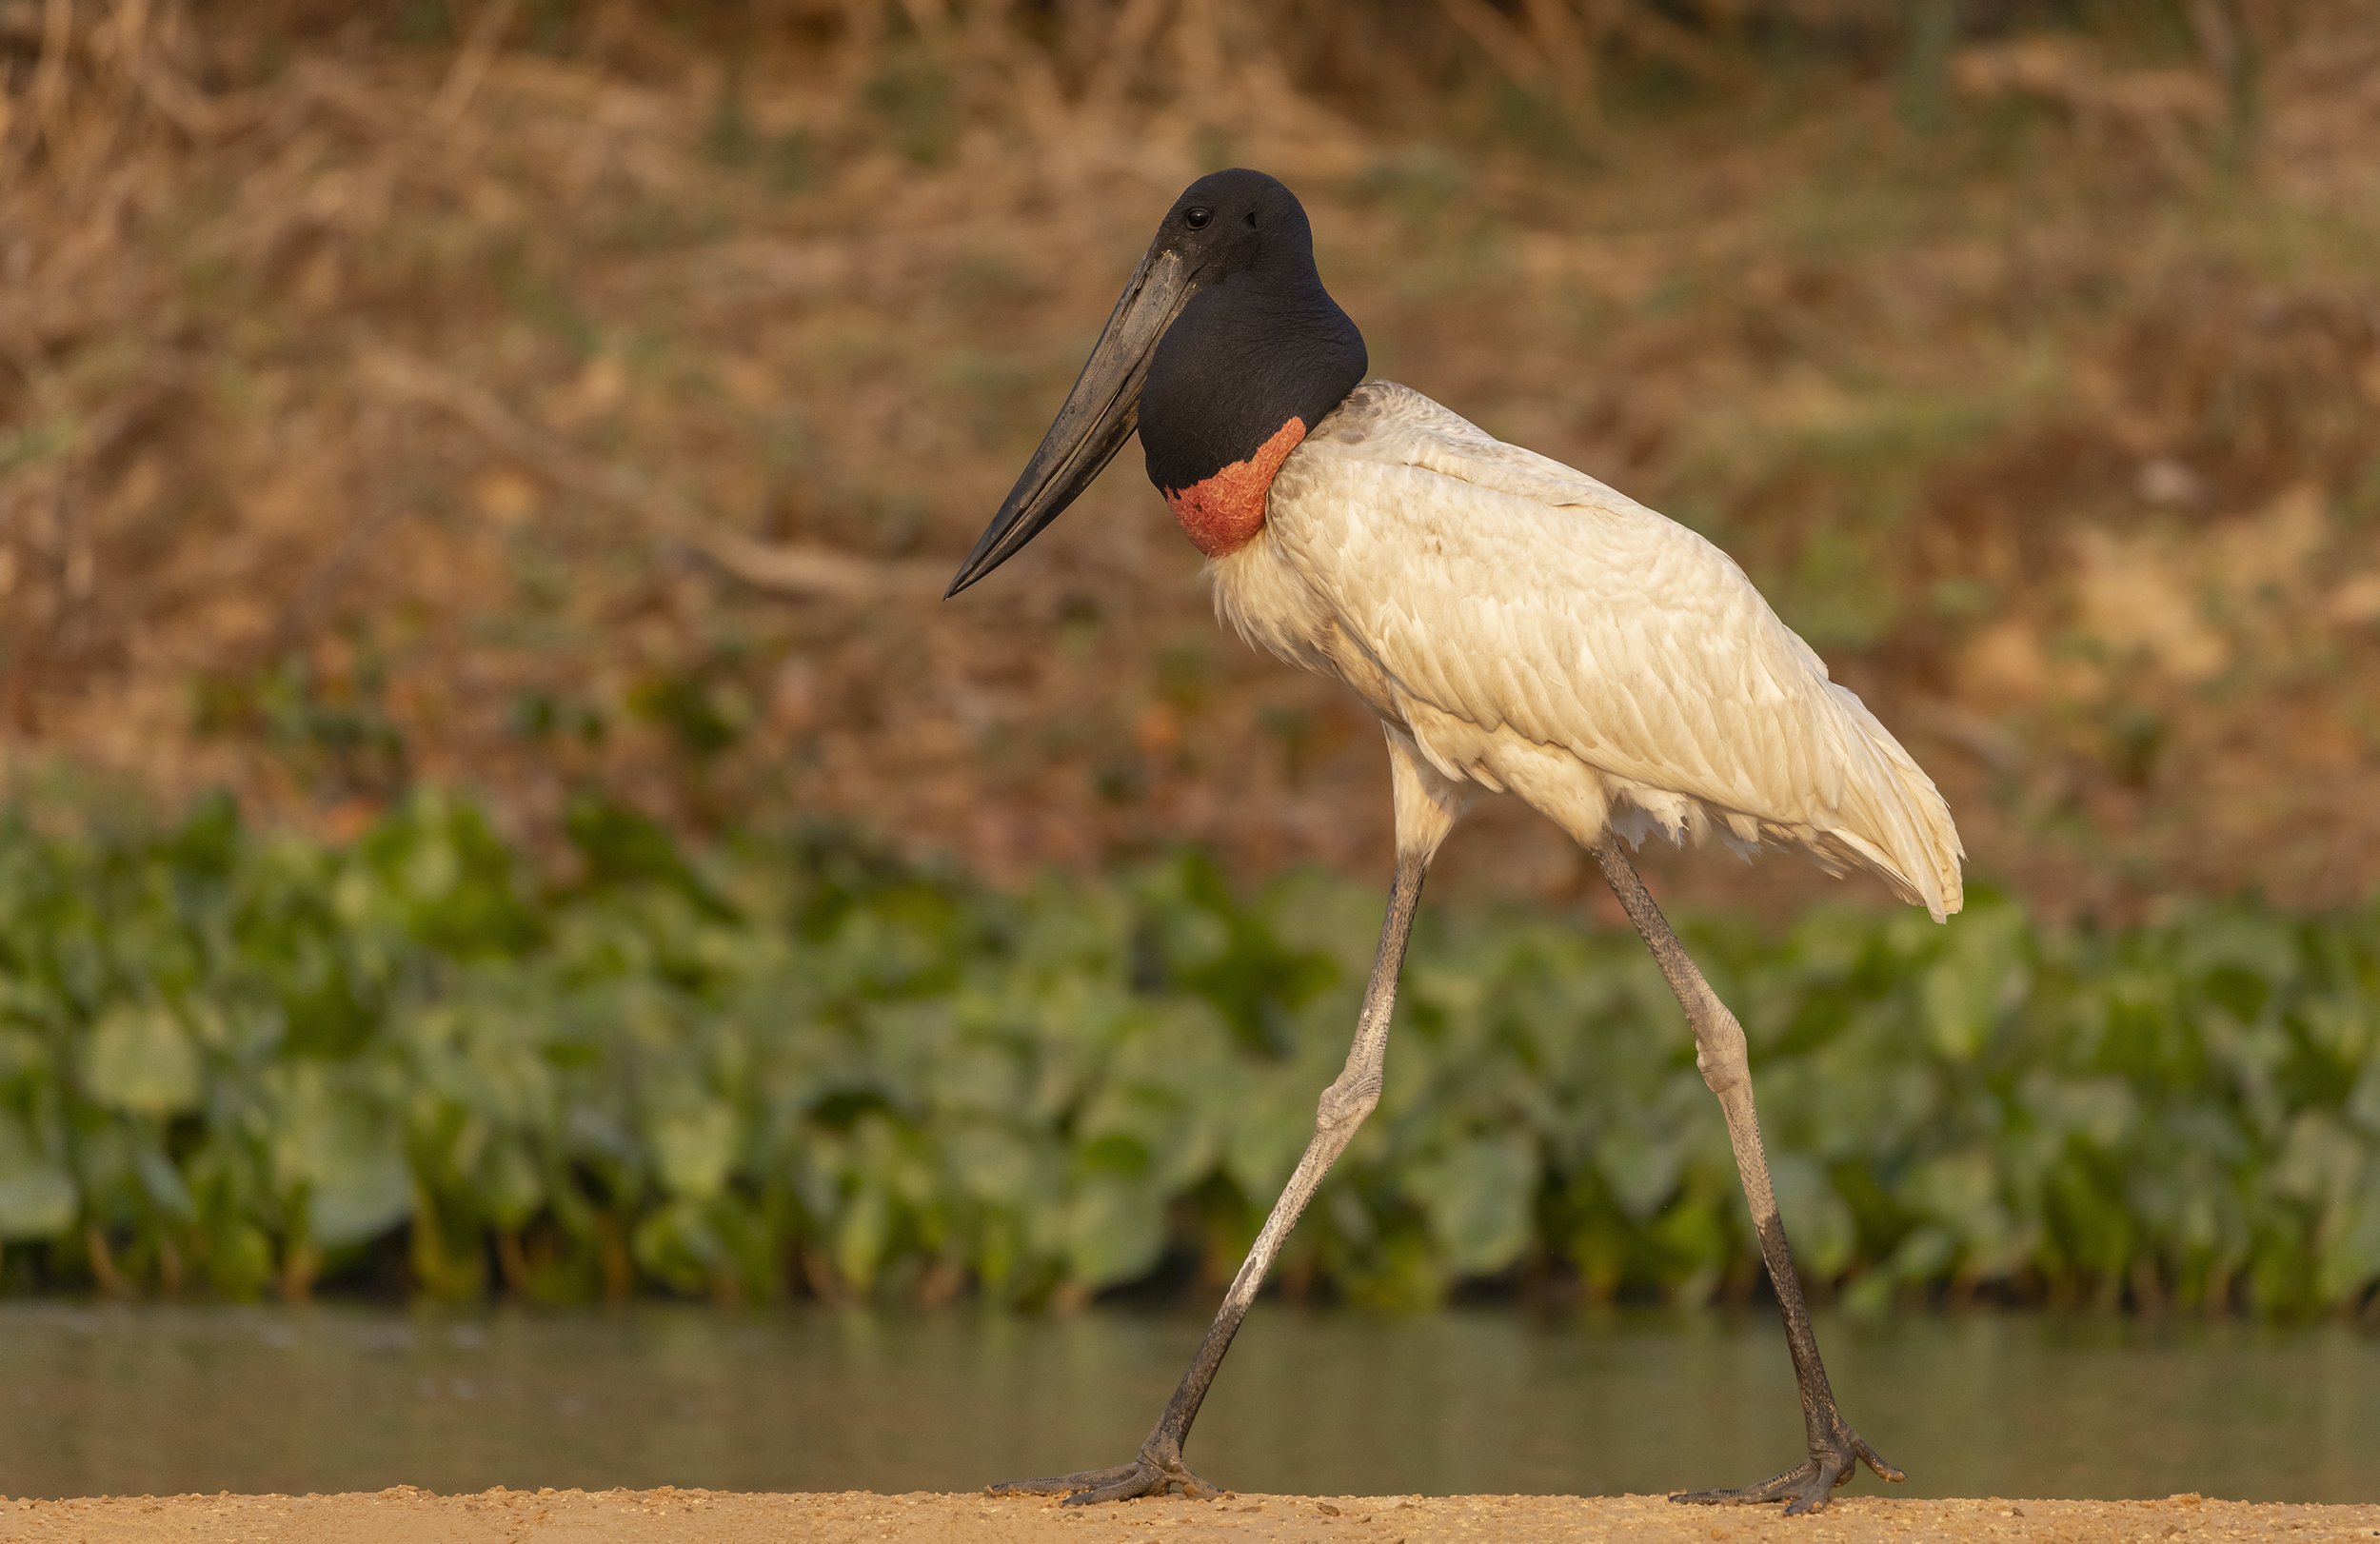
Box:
[1163,418,1307,557]
[1207,447,1406,723]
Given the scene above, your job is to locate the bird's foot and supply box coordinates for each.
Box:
[1671,1415,1902,1517]
[988,1438,1219,1506]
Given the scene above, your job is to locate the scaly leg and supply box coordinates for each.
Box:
[1593,838,1903,1516]
[993,729,1466,1504]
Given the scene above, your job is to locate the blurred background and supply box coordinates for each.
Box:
[0,0,2377,1506]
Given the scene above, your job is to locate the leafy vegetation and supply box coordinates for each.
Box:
[1,793,2375,1316]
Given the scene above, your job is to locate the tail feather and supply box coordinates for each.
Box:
[1823,684,1964,920]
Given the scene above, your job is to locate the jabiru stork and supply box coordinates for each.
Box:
[947,168,1960,1515]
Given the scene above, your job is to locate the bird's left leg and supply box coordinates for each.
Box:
[992,728,1466,1506]
[992,855,1427,1503]
[1593,838,1902,1517]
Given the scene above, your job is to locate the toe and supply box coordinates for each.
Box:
[1060,1468,1163,1506]
[1780,1457,1848,1517]
[1672,1462,1819,1507]
[989,1463,1140,1498]
[1851,1434,1905,1485]
[1167,1466,1220,1501]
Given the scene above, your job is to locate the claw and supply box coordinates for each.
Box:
[1670,1419,1901,1515]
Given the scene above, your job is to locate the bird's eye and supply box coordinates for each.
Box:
[1182,207,1213,230]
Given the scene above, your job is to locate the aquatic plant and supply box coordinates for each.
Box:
[0,792,2373,1316]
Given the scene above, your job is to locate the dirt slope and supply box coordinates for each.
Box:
[0,1490,2372,1544]
[11,7,2380,920]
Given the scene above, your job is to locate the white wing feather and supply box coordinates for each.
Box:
[1227,382,1963,920]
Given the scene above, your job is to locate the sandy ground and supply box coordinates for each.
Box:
[0,1490,2373,1543]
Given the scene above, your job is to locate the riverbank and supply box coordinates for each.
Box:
[1,1491,2372,1544]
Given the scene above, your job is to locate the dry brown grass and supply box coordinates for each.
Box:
[3,2,2380,920]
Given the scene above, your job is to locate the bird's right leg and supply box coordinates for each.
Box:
[1593,838,1902,1516]
[991,729,1465,1506]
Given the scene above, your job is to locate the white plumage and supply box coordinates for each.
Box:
[1211,381,1964,921]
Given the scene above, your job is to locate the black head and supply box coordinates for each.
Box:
[1146,168,1310,286]
[1138,173,1364,511]
[946,169,1365,593]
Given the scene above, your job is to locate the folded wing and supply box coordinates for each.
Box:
[1270,384,1964,919]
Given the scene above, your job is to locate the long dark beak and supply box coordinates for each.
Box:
[945,242,1195,597]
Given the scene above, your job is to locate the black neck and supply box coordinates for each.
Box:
[1139,258,1366,494]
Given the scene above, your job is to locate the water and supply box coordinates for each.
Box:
[0,1303,2370,1502]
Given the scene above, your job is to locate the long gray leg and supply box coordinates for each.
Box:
[1593,838,1902,1515]
[993,728,1466,1505]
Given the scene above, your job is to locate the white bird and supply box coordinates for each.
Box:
[948,168,1961,1516]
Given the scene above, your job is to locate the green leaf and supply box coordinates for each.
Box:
[1919,903,2028,1061]
[0,1117,75,1238]
[834,1181,894,1291]
[82,1003,203,1116]
[942,1121,1047,1208]
[1223,1083,1316,1201]
[0,1029,50,1086]
[1595,1125,1685,1221]
[479,1139,545,1229]
[1769,1153,1856,1277]
[2315,1156,2380,1306]
[1405,1134,1537,1277]
[1060,1173,1164,1291]
[650,1100,739,1202]
[134,1141,196,1221]
[631,1198,724,1292]
[271,1075,410,1248]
